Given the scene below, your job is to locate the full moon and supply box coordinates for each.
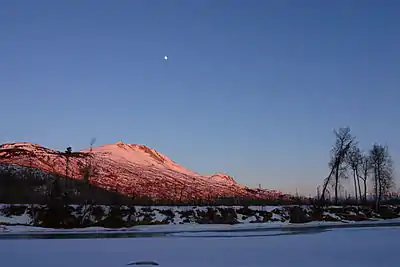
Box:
[164,56,168,60]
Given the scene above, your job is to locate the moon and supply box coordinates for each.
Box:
[164,56,168,60]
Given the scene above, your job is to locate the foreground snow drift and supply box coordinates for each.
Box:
[0,226,398,267]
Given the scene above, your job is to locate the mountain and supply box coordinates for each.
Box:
[0,142,284,201]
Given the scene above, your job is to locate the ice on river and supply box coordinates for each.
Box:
[0,226,398,267]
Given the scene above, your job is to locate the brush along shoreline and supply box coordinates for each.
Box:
[1,204,399,233]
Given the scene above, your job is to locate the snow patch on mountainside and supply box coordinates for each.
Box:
[82,142,199,177]
[210,173,238,185]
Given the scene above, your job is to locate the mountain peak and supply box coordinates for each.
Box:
[0,141,284,201]
[93,142,168,164]
[210,172,237,184]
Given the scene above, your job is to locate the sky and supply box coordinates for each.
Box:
[1,0,399,196]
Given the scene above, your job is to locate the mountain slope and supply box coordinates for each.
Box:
[0,142,283,201]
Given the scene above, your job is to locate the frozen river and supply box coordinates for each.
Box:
[0,226,398,267]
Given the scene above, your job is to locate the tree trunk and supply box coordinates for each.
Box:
[378,167,382,210]
[374,167,379,212]
[320,166,335,203]
[363,179,367,203]
[356,169,362,204]
[334,164,340,205]
[65,156,70,189]
[362,167,368,203]
[352,170,358,204]
[65,157,69,177]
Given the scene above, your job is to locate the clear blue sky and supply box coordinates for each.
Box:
[1,0,399,196]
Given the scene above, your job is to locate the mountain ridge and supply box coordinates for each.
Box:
[0,141,284,201]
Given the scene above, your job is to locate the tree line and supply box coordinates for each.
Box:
[319,127,396,211]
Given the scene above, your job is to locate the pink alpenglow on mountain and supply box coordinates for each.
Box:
[0,142,284,201]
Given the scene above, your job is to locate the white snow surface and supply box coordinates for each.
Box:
[0,213,31,225]
[84,142,199,177]
[1,204,399,235]
[1,217,400,235]
[0,226,398,267]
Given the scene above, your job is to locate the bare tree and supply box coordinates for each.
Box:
[321,127,355,205]
[65,147,72,178]
[369,144,394,211]
[346,146,363,204]
[78,156,99,184]
[64,147,72,190]
[81,138,97,184]
[90,138,96,153]
[358,154,371,203]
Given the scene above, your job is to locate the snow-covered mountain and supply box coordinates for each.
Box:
[0,142,283,201]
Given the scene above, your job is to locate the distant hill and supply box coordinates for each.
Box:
[0,142,285,203]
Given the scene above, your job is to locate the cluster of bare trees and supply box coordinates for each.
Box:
[43,138,99,205]
[320,127,396,210]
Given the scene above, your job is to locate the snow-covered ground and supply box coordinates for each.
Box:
[1,203,400,235]
[2,204,398,229]
[0,204,288,226]
[0,226,398,267]
[2,218,400,235]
